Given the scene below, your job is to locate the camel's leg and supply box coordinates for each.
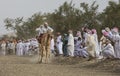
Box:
[44,34,48,63]
[45,49,47,64]
[46,45,51,63]
[42,46,46,63]
[45,44,49,63]
[45,47,48,63]
[38,52,42,63]
[46,34,52,63]
[38,44,42,63]
[46,50,50,63]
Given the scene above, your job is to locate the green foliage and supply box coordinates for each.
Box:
[47,1,100,34]
[4,1,120,39]
[47,1,80,33]
[100,1,120,28]
[4,13,44,39]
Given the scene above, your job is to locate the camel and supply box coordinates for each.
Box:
[37,31,52,63]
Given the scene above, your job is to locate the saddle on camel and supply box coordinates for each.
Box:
[36,22,53,63]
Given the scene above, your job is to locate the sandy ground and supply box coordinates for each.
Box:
[0,55,120,76]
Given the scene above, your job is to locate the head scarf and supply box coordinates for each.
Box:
[111,27,119,35]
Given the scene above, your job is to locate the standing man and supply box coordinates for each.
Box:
[62,33,68,56]
[1,40,6,55]
[16,40,24,56]
[56,32,63,55]
[67,30,74,57]
[91,29,100,58]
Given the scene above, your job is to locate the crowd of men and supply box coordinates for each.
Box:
[36,22,120,60]
[0,22,120,61]
[0,38,39,56]
[55,27,120,60]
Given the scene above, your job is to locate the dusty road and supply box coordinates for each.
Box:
[0,55,119,76]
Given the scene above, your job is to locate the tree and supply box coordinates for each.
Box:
[47,1,100,35]
[5,1,120,39]
[4,13,44,39]
[100,1,120,28]
[46,1,82,34]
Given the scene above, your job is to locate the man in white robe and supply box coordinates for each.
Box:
[7,41,13,54]
[67,30,74,57]
[50,35,55,53]
[24,40,30,55]
[92,29,100,58]
[74,37,82,56]
[1,41,6,55]
[109,28,120,59]
[16,40,24,56]
[35,22,54,44]
[56,32,63,55]
[102,39,115,59]
[36,22,53,36]
[85,32,96,60]
[10,41,16,54]
[32,38,39,54]
[103,27,120,59]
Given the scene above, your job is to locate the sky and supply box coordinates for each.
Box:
[0,0,119,35]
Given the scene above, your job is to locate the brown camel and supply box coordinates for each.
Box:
[37,31,52,63]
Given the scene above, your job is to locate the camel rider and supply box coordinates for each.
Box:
[36,22,53,43]
[37,22,53,36]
